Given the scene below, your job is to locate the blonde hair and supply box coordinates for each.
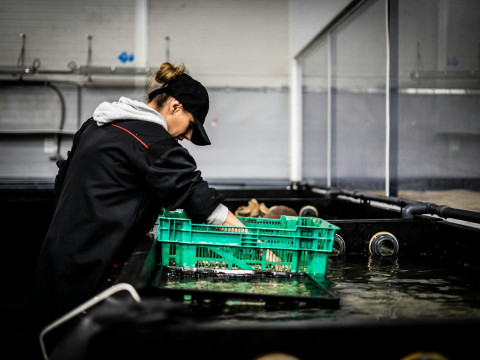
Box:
[149,62,186,89]
[148,62,186,107]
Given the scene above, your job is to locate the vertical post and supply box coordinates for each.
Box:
[329,33,338,188]
[386,0,399,197]
[290,59,303,183]
[135,0,149,87]
[327,33,332,187]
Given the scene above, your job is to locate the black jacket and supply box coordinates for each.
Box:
[31,118,223,332]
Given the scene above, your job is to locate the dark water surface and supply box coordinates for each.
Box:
[153,254,480,323]
[327,254,480,320]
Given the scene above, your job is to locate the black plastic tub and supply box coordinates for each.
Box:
[38,184,480,360]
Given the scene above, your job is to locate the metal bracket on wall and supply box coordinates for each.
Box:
[0,33,41,76]
[0,33,152,78]
[410,41,480,81]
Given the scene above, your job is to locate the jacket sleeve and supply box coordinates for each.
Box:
[138,139,224,223]
[54,118,94,203]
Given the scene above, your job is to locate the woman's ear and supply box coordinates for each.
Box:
[169,98,182,113]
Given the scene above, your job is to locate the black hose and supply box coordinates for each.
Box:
[313,185,480,224]
[0,79,82,128]
[45,82,66,160]
[402,202,480,223]
[322,186,414,207]
[0,79,85,160]
[401,203,428,219]
[324,189,343,199]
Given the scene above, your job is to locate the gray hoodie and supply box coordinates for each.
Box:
[93,96,168,129]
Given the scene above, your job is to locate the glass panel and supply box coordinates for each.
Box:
[330,0,387,191]
[301,41,329,183]
[397,0,480,212]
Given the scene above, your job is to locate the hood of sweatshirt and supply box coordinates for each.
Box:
[92,96,168,130]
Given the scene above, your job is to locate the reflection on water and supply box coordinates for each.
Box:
[152,254,480,323]
[156,269,333,299]
[159,277,322,297]
[328,254,480,320]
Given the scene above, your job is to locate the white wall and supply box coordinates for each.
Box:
[0,0,290,87]
[149,0,289,88]
[289,0,351,58]
[0,0,294,181]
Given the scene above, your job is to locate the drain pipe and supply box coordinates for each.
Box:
[323,187,412,208]
[316,185,480,224]
[369,231,399,256]
[401,203,429,219]
[402,202,480,223]
[324,188,343,199]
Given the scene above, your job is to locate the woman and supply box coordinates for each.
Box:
[30,62,244,337]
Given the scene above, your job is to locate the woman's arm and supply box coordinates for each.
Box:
[222,210,246,227]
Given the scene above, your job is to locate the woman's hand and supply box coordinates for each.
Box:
[222,210,247,232]
[222,211,281,270]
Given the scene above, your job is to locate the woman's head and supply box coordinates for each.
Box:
[157,97,195,142]
[148,62,211,145]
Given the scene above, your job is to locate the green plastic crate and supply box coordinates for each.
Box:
[156,208,340,277]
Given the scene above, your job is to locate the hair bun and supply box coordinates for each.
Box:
[152,62,186,87]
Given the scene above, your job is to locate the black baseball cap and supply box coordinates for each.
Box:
[148,74,211,146]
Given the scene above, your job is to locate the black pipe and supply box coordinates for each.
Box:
[402,202,480,223]
[0,79,82,129]
[324,189,343,199]
[0,80,66,160]
[314,185,480,224]
[45,82,66,160]
[0,79,85,160]
[369,231,399,256]
[401,203,428,219]
[321,186,414,208]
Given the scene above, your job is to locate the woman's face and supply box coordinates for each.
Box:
[157,98,195,142]
[168,105,195,142]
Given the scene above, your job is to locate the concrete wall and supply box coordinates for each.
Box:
[1,0,479,188]
[0,0,293,181]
